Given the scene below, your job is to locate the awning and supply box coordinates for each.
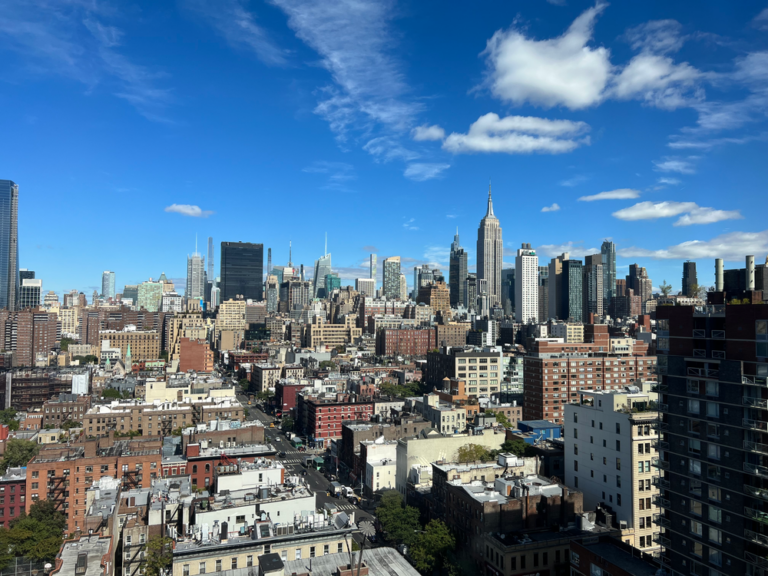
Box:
[313,456,324,464]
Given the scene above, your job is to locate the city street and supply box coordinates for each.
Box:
[238,394,377,527]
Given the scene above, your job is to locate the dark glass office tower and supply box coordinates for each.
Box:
[0,180,19,311]
[449,229,467,308]
[561,259,583,322]
[220,242,264,302]
[683,261,698,297]
[655,303,768,576]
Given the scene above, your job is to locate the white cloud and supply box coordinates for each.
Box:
[560,174,588,187]
[657,177,681,185]
[668,133,766,149]
[753,8,768,31]
[411,124,445,141]
[623,20,686,55]
[612,53,701,109]
[443,113,590,155]
[541,203,561,212]
[481,3,611,110]
[164,204,214,218]
[182,0,287,65]
[619,229,768,261]
[303,161,356,190]
[536,241,599,258]
[404,163,450,182]
[579,188,640,201]
[653,157,697,174]
[271,0,422,145]
[423,246,450,267]
[363,137,420,162]
[402,218,419,231]
[612,201,742,226]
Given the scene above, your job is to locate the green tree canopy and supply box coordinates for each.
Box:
[497,439,537,458]
[376,490,421,547]
[61,419,81,431]
[0,408,19,431]
[457,444,493,463]
[0,439,40,473]
[281,416,295,432]
[0,499,67,568]
[102,388,122,399]
[409,519,456,574]
[485,410,511,428]
[73,355,99,364]
[659,280,672,297]
[59,337,73,351]
[145,536,174,576]
[379,381,423,398]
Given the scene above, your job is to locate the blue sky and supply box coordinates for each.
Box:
[1,0,767,297]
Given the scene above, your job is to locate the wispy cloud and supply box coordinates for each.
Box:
[559,174,589,187]
[404,163,450,182]
[653,156,698,174]
[362,245,378,253]
[271,0,422,156]
[754,8,768,31]
[579,188,640,202]
[668,132,768,150]
[182,0,288,66]
[0,1,172,121]
[423,246,450,267]
[303,161,356,191]
[536,241,599,258]
[612,201,742,226]
[363,137,419,163]
[541,203,560,212]
[657,177,681,185]
[411,124,445,141]
[446,214,457,219]
[443,113,590,154]
[619,229,768,261]
[402,218,419,231]
[164,204,214,218]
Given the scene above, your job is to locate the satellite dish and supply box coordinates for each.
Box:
[360,521,375,538]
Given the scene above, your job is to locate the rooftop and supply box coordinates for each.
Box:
[190,443,276,460]
[54,536,112,576]
[0,467,27,482]
[578,539,659,576]
[282,549,421,576]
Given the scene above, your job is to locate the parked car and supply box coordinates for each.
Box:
[348,496,359,506]
[278,451,286,458]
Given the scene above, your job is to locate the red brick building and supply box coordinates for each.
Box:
[42,394,92,428]
[185,442,276,490]
[375,328,437,356]
[179,338,214,372]
[0,467,26,529]
[274,380,306,418]
[304,395,374,443]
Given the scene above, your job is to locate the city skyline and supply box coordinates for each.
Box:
[2,2,768,298]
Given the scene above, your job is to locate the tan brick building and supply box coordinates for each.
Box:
[42,394,92,428]
[99,329,161,362]
[179,338,214,372]
[435,322,471,347]
[302,315,361,349]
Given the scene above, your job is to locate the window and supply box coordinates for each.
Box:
[690,500,702,516]
[709,506,722,524]
[574,445,578,455]
[616,440,621,451]
[183,565,189,576]
[691,520,703,536]
[246,557,253,567]
[574,429,578,439]
[338,544,343,554]
[690,479,702,496]
[215,561,221,572]
[310,547,316,558]
[689,439,701,455]
[709,548,722,567]
[616,423,621,434]
[231,559,237,570]
[323,545,329,556]
[688,399,700,414]
[574,461,578,471]
[709,527,722,544]
[617,494,622,506]
[689,459,702,476]
[199,563,206,574]
[707,402,720,418]
[616,476,621,488]
[706,381,719,396]
[708,444,721,460]
[616,458,621,470]
[295,549,301,560]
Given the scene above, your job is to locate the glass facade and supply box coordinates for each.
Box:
[601,240,616,306]
[562,260,583,322]
[220,242,264,302]
[0,180,18,311]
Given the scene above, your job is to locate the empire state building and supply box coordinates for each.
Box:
[476,185,503,306]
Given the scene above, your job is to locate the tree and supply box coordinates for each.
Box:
[319,360,337,370]
[59,337,73,351]
[73,355,99,364]
[497,439,536,458]
[409,520,455,574]
[281,416,295,432]
[102,388,122,399]
[457,444,492,463]
[0,439,40,473]
[0,499,67,567]
[659,280,672,297]
[376,490,421,547]
[145,536,174,576]
[485,410,511,428]
[0,408,19,432]
[61,419,81,431]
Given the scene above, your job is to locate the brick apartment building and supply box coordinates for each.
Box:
[26,434,163,534]
[375,328,437,356]
[251,364,303,393]
[0,468,26,529]
[185,442,276,490]
[99,329,161,362]
[274,379,307,418]
[42,394,92,428]
[523,336,656,424]
[0,309,58,367]
[1,370,71,411]
[300,395,375,444]
[84,398,244,437]
[435,322,471,348]
[179,338,214,372]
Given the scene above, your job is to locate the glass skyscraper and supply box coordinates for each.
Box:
[313,253,332,299]
[562,259,583,322]
[601,240,617,307]
[220,242,264,302]
[0,180,18,311]
[102,271,116,300]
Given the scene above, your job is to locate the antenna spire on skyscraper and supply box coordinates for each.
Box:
[288,241,292,267]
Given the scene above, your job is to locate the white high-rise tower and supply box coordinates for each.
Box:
[476,184,503,306]
[515,243,538,324]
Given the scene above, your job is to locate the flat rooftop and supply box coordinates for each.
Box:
[55,536,112,576]
[282,548,420,576]
[580,540,658,576]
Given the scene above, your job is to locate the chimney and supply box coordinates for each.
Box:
[715,259,724,292]
[747,255,756,291]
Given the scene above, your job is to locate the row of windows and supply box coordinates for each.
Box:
[181,542,345,574]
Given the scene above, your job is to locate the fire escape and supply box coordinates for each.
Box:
[191,403,202,427]
[47,469,69,512]
[122,466,143,490]
[124,538,147,576]
[160,414,173,436]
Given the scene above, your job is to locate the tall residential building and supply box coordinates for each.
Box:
[538,265,549,322]
[627,264,652,312]
[548,253,568,320]
[583,254,604,319]
[313,250,332,299]
[477,186,503,305]
[399,273,408,301]
[207,237,214,280]
[501,268,515,317]
[382,256,401,299]
[655,303,768,576]
[19,269,34,282]
[562,259,583,322]
[19,278,42,309]
[101,271,116,300]
[265,274,278,313]
[370,254,377,282]
[137,279,163,312]
[464,274,477,312]
[0,180,19,311]
[186,250,205,300]
[449,228,467,308]
[682,260,698,297]
[122,285,139,305]
[514,243,538,324]
[564,388,660,553]
[356,278,375,296]
[220,241,264,302]
[601,240,617,308]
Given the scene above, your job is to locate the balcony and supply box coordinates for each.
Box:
[653,477,670,489]
[652,514,671,528]
[745,529,768,548]
[712,350,726,360]
[658,403,668,412]
[746,551,768,570]
[652,421,669,431]
[693,349,707,358]
[652,457,670,471]
[693,329,706,338]
[746,441,768,455]
[745,507,768,525]
[652,495,671,508]
[746,463,768,478]
[744,418,768,432]
[745,397,768,409]
[692,305,725,317]
[712,330,725,339]
[745,484,768,501]
[653,533,671,547]
[653,440,670,451]
[744,375,768,388]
